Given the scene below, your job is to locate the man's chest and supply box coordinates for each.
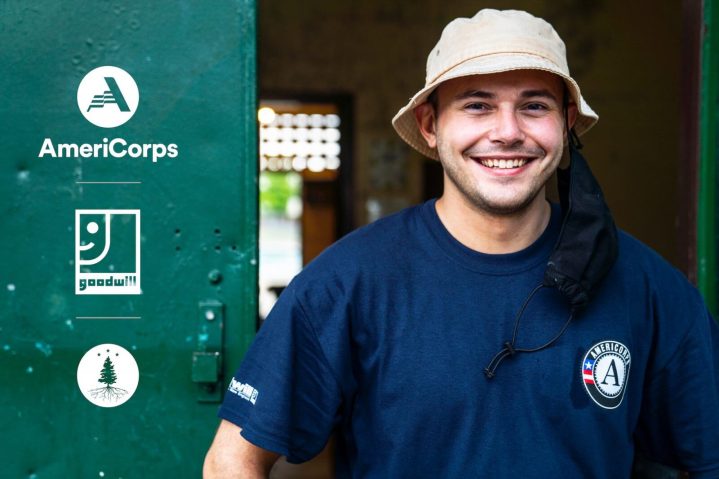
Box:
[347,277,643,422]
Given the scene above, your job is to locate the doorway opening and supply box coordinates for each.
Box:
[257,96,353,320]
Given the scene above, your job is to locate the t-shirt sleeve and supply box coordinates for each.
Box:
[634,290,719,478]
[217,279,344,463]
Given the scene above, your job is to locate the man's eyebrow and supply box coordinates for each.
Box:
[520,89,559,102]
[453,90,496,101]
[452,89,559,102]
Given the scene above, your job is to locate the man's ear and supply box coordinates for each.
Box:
[414,102,438,149]
[567,101,578,130]
[563,101,579,144]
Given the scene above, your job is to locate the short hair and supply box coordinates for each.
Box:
[427,88,439,114]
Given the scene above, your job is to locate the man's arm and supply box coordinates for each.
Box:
[203,419,281,479]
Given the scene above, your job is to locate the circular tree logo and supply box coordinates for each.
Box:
[77,343,139,407]
[77,66,139,128]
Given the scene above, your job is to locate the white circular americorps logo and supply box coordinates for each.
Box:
[77,66,139,128]
[581,340,631,409]
[77,343,139,407]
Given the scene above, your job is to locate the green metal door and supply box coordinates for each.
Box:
[0,1,257,476]
[698,0,719,315]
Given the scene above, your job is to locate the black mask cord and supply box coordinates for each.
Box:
[483,284,576,379]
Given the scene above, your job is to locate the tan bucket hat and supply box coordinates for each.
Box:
[392,9,598,160]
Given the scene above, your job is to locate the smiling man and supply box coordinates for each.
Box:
[414,70,572,254]
[204,9,719,478]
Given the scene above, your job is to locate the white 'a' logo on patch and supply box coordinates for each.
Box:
[581,340,631,409]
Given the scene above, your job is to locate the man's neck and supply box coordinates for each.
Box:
[434,190,552,254]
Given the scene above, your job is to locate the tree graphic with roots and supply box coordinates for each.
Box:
[89,355,128,402]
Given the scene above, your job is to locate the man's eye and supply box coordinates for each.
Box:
[465,102,489,111]
[524,103,549,111]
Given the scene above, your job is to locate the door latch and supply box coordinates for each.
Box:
[192,300,224,402]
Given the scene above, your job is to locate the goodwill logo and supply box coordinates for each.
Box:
[75,209,141,295]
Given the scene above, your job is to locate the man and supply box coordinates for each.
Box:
[204,9,719,478]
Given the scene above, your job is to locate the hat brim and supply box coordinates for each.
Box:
[391,52,598,160]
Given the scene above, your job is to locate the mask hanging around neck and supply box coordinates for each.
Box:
[483,136,620,379]
[543,133,619,313]
[483,119,620,379]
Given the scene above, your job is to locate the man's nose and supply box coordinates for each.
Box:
[488,109,525,145]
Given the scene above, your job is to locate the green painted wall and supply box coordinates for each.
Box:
[0,1,257,476]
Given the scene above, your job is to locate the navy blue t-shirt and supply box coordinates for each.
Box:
[218,199,719,478]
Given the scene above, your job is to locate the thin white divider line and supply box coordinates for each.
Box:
[76,316,142,319]
[75,181,142,184]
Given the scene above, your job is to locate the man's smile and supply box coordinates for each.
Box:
[472,157,536,169]
[467,154,540,176]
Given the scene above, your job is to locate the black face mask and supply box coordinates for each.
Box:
[484,132,618,379]
[546,133,619,309]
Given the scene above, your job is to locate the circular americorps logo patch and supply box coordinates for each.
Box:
[581,340,631,409]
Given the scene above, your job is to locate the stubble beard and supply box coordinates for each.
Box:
[436,138,559,217]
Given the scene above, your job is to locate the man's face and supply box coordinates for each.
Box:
[415,70,575,216]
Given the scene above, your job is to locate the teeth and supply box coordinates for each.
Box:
[478,158,530,169]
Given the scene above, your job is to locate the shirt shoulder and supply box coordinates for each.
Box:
[296,202,426,283]
[612,228,711,367]
[615,228,700,300]
[618,232,719,473]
